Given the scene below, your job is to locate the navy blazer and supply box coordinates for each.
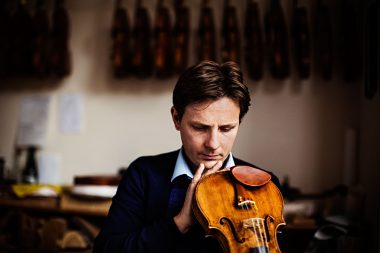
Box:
[93,150,281,253]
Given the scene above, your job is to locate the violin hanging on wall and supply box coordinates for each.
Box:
[198,0,216,62]
[244,0,264,81]
[221,0,240,64]
[10,0,34,77]
[340,0,361,83]
[50,0,71,78]
[173,0,190,74]
[153,0,172,78]
[131,0,153,78]
[364,0,378,99]
[292,0,310,79]
[264,0,290,79]
[110,0,130,78]
[0,1,13,79]
[314,0,333,81]
[32,0,50,78]
[193,166,285,253]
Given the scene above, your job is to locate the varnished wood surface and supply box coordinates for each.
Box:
[0,193,111,217]
[193,171,286,253]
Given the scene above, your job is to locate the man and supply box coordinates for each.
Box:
[93,61,280,253]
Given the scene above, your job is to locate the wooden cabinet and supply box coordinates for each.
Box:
[0,193,110,253]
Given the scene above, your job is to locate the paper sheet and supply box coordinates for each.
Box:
[59,94,84,134]
[16,96,50,147]
[38,152,62,184]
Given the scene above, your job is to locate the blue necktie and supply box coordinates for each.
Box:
[167,174,191,217]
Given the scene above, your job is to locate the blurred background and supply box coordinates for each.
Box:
[0,0,378,252]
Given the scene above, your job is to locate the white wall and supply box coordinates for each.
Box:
[0,0,365,193]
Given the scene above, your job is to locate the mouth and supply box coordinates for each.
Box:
[201,154,222,161]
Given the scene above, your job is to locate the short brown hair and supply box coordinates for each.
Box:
[172,61,251,122]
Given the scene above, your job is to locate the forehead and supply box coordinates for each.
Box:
[183,97,240,122]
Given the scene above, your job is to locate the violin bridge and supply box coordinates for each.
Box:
[237,196,257,210]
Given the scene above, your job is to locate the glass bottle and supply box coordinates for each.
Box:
[22,146,38,184]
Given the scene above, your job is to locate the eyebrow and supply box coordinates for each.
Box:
[190,121,238,128]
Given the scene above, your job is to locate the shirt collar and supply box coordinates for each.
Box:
[171,148,235,182]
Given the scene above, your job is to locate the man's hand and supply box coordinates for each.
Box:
[173,161,223,234]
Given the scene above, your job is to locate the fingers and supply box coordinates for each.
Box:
[174,163,205,234]
[192,161,223,184]
[203,160,223,176]
[173,161,224,234]
[192,163,205,184]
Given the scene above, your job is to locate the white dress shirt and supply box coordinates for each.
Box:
[171,148,235,182]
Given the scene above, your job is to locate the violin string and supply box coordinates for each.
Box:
[251,197,267,252]
[251,217,264,253]
[262,219,270,252]
[257,200,269,252]
[247,192,264,252]
[258,218,266,252]
[261,218,269,248]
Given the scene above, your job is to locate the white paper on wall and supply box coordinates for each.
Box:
[59,94,84,134]
[16,95,51,147]
[38,152,62,184]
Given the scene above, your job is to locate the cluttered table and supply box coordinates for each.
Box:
[0,184,115,217]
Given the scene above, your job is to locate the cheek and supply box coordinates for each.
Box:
[181,131,202,149]
[222,131,238,147]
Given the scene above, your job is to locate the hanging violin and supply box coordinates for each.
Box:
[193,165,285,253]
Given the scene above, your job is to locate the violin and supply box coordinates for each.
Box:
[50,0,72,78]
[244,0,264,81]
[110,0,130,78]
[173,0,190,74]
[314,0,333,81]
[264,0,290,79]
[197,0,216,62]
[193,165,285,253]
[131,0,153,78]
[32,0,50,78]
[153,0,172,78]
[292,0,310,79]
[221,0,240,64]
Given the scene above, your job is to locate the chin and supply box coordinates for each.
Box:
[203,160,220,169]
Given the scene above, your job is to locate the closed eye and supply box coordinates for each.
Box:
[220,126,234,132]
[192,125,208,132]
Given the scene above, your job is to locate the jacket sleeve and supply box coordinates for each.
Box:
[93,159,181,253]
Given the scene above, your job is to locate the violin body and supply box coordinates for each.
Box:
[111,0,130,78]
[198,0,216,62]
[292,4,310,79]
[265,0,290,79]
[153,0,172,78]
[244,0,264,81]
[131,0,153,78]
[173,0,190,74]
[50,0,71,78]
[314,1,333,81]
[221,0,240,64]
[193,167,285,253]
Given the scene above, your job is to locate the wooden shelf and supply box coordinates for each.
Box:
[0,193,111,217]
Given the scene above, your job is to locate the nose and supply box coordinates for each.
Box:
[205,129,220,150]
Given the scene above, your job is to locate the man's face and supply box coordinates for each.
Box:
[171,97,240,171]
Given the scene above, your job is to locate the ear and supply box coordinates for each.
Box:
[171,107,181,130]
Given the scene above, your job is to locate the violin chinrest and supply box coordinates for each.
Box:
[230,165,271,187]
